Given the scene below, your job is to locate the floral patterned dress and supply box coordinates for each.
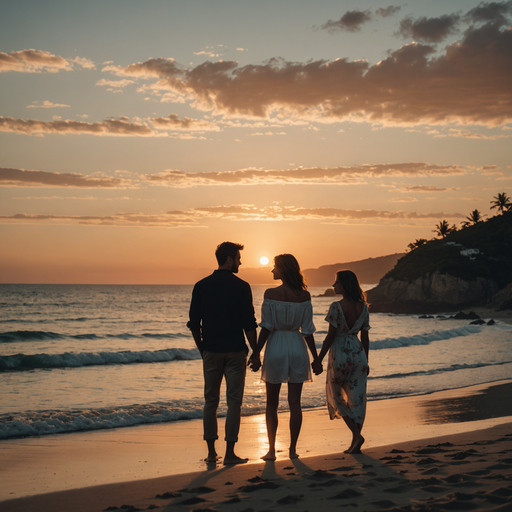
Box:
[325,301,370,425]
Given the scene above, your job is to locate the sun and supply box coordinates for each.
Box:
[260,256,269,265]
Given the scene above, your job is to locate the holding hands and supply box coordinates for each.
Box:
[249,352,261,372]
[312,359,323,376]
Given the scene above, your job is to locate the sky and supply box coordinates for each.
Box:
[0,0,511,284]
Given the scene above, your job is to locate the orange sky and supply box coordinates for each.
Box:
[1,1,511,284]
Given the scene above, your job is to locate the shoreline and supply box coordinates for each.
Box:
[2,423,511,512]
[2,379,512,507]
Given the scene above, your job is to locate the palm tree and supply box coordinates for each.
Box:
[461,209,486,227]
[433,220,457,238]
[490,192,512,214]
[407,238,428,251]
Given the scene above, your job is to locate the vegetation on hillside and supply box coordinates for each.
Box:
[385,193,512,287]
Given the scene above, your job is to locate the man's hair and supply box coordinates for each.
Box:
[215,242,244,265]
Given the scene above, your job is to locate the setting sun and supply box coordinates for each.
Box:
[260,256,269,265]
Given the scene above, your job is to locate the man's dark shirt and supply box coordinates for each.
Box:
[187,269,257,353]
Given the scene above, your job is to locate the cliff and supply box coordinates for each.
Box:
[237,253,404,286]
[302,253,404,286]
[367,211,512,313]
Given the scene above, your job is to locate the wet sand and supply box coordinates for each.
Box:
[1,379,511,511]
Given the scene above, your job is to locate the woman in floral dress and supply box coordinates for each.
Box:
[313,270,370,454]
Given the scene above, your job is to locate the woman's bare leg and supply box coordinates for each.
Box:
[262,382,281,460]
[342,416,364,454]
[288,382,304,458]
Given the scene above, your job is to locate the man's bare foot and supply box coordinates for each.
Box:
[348,435,365,454]
[261,450,276,461]
[223,455,249,465]
[289,449,299,459]
[204,454,220,463]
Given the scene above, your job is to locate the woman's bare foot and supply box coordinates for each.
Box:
[261,450,276,461]
[348,435,365,454]
[289,449,299,459]
[223,455,249,465]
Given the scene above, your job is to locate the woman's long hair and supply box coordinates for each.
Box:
[336,270,367,304]
[274,254,307,293]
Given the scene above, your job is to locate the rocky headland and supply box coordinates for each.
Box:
[367,211,512,314]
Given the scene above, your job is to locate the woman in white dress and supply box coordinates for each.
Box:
[313,270,370,454]
[252,254,320,460]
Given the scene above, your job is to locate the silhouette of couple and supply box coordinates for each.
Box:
[187,242,370,465]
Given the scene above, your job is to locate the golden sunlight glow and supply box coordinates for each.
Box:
[260,256,269,265]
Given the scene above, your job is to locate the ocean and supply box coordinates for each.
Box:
[1,283,511,440]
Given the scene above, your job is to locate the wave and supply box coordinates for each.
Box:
[0,347,200,371]
[371,360,512,380]
[0,330,189,343]
[0,402,205,440]
[370,325,481,350]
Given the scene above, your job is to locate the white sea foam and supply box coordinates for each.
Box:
[370,325,481,350]
[0,347,200,371]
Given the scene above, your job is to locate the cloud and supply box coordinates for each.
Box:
[390,197,418,202]
[397,185,458,193]
[106,22,512,127]
[194,47,221,58]
[0,168,129,188]
[12,196,100,200]
[321,10,373,32]
[70,56,95,69]
[0,212,197,228]
[150,114,221,131]
[0,116,160,137]
[443,128,512,139]
[96,79,135,88]
[0,49,92,73]
[145,163,465,187]
[191,205,465,222]
[398,14,461,42]
[465,0,512,25]
[376,6,401,18]
[102,57,183,78]
[0,205,465,226]
[27,101,70,109]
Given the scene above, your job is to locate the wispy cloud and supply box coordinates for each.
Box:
[376,6,401,18]
[150,114,221,131]
[0,205,465,226]
[398,14,461,43]
[0,212,197,227]
[105,21,512,127]
[321,10,372,32]
[27,101,70,109]
[0,49,93,73]
[96,79,135,88]
[397,185,458,193]
[465,1,512,25]
[146,163,465,187]
[0,116,159,137]
[0,167,129,188]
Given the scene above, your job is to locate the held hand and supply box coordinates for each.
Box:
[248,353,261,372]
[312,359,323,376]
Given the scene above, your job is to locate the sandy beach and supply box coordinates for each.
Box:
[2,378,512,512]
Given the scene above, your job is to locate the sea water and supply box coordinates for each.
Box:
[1,284,511,440]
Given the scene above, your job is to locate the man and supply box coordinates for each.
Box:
[187,241,259,465]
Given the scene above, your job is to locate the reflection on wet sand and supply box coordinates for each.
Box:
[421,382,512,424]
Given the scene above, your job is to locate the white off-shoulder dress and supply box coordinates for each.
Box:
[260,299,316,384]
[325,301,370,425]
